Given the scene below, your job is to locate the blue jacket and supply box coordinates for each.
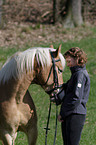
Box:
[60,65,90,119]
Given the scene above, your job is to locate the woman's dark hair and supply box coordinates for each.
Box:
[64,47,87,66]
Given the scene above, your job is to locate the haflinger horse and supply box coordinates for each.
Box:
[0,45,65,145]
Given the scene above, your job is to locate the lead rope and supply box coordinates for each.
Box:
[53,102,58,145]
[44,101,51,145]
[44,99,58,145]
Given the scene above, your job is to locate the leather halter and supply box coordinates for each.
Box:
[44,50,62,95]
[41,52,60,86]
[32,50,63,92]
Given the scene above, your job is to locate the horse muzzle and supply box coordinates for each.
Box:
[46,85,65,105]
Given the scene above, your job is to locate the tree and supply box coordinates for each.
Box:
[0,0,2,28]
[53,0,62,23]
[63,0,83,28]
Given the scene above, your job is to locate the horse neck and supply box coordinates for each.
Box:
[1,72,33,103]
[15,72,34,103]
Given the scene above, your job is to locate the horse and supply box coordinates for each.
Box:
[0,45,65,145]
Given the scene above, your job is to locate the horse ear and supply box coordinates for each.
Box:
[55,44,61,57]
[58,44,61,53]
[51,44,61,58]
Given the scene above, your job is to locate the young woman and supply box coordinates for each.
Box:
[58,47,90,145]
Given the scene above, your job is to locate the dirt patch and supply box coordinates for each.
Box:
[3,0,53,23]
[0,21,94,49]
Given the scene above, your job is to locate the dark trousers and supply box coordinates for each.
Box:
[61,114,86,145]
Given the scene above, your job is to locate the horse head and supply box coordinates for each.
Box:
[33,45,65,99]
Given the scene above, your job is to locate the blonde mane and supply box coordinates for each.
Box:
[0,47,65,84]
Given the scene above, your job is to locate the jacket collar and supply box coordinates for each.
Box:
[70,65,86,74]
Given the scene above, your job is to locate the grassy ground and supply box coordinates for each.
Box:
[0,28,96,145]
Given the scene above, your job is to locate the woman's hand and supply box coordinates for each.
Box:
[58,115,64,122]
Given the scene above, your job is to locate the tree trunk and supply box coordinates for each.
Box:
[53,0,62,23]
[0,0,2,28]
[53,0,56,23]
[63,0,83,28]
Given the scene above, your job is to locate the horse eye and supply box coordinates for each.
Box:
[58,68,63,74]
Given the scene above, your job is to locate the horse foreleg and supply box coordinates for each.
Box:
[1,132,17,145]
[2,133,12,145]
[27,125,38,145]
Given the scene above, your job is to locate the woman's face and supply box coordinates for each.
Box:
[66,56,78,67]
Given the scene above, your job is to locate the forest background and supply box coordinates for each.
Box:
[0,0,96,48]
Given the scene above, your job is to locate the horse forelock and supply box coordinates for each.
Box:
[0,47,65,84]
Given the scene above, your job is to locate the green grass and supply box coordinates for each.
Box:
[0,31,96,145]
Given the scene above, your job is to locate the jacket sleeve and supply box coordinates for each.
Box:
[63,72,86,111]
[66,72,85,109]
[69,73,85,109]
